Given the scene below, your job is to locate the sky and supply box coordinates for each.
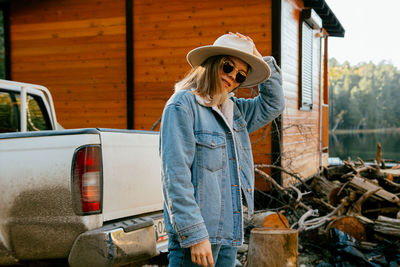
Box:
[325,0,400,68]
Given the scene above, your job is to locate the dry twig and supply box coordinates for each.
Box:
[254,167,312,211]
[255,164,312,191]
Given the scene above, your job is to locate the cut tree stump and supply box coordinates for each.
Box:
[247,228,298,267]
[262,212,290,229]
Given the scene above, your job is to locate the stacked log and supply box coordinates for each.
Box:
[242,159,400,266]
[310,175,346,206]
[374,215,400,237]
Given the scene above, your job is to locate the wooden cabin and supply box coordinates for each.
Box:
[0,0,344,187]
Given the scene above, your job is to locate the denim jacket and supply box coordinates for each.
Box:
[160,57,285,248]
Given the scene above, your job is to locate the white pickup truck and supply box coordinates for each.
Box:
[0,80,167,266]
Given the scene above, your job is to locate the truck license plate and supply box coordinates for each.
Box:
[154,218,168,243]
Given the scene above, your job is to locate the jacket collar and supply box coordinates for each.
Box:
[194,92,235,128]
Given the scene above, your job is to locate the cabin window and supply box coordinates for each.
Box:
[300,9,322,111]
[300,21,313,110]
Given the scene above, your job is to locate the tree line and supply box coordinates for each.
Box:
[329,58,400,131]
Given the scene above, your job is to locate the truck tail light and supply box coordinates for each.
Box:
[72,145,102,215]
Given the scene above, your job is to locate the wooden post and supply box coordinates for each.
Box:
[247,228,298,267]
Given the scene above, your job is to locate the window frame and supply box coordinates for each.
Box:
[0,90,18,132]
[300,21,314,111]
[299,8,322,111]
[0,2,10,80]
[0,89,52,132]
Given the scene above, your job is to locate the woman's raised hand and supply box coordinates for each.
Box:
[229,32,263,58]
[190,239,214,267]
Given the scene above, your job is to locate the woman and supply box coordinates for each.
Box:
[160,32,285,267]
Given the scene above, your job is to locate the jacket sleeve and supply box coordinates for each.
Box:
[234,56,285,134]
[160,103,209,248]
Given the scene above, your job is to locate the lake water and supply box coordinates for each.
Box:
[329,131,400,161]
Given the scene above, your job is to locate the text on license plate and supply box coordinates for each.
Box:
[154,218,168,243]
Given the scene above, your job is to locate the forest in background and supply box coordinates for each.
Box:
[329,58,400,131]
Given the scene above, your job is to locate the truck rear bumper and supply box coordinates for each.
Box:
[68,216,159,267]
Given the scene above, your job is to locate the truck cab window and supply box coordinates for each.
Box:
[14,93,52,131]
[0,91,17,132]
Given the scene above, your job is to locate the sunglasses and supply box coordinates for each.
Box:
[222,60,247,84]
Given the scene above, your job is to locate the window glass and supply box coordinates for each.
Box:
[14,93,52,131]
[0,91,17,132]
[27,95,52,131]
[300,21,313,110]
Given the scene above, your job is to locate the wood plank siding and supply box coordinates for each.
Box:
[133,0,273,129]
[280,0,327,185]
[9,0,127,129]
[133,0,275,174]
[6,0,333,186]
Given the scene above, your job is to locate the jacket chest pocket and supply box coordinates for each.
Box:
[233,116,251,151]
[195,132,226,172]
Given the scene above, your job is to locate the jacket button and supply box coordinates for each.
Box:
[181,236,187,240]
[211,141,215,147]
[239,166,242,170]
[247,188,251,193]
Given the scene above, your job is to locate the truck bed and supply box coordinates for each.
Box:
[0,128,164,263]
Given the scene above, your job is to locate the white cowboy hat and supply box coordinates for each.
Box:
[186,34,271,88]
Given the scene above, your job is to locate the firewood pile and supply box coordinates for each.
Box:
[237,159,400,267]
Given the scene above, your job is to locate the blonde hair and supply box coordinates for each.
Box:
[174,56,227,106]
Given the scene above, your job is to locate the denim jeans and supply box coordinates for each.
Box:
[168,240,238,267]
